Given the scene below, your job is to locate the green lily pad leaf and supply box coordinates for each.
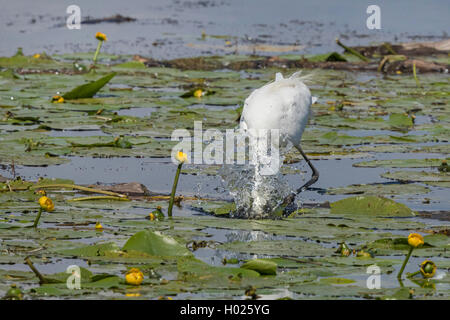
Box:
[83,275,123,289]
[315,132,364,146]
[220,240,330,257]
[0,223,21,229]
[354,158,448,168]
[30,273,123,296]
[122,230,192,257]
[114,61,146,69]
[381,170,450,183]
[31,284,78,297]
[330,196,415,217]
[191,201,236,216]
[69,136,132,149]
[388,113,414,131]
[0,179,34,191]
[177,256,260,284]
[423,181,450,188]
[59,242,120,257]
[327,183,429,196]
[45,267,93,284]
[364,236,443,256]
[382,287,413,300]
[420,234,449,248]
[62,72,116,100]
[0,69,20,79]
[241,259,277,275]
[319,277,356,285]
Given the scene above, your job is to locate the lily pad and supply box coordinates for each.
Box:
[381,170,450,183]
[62,72,116,100]
[330,196,415,217]
[122,230,192,257]
[58,242,120,257]
[241,259,277,275]
[327,183,430,196]
[388,113,414,131]
[319,277,356,285]
[354,158,448,168]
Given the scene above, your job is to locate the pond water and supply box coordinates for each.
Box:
[1,0,449,58]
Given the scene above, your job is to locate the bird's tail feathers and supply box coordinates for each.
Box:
[289,70,315,84]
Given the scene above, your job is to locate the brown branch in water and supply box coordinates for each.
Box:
[30,183,128,198]
[68,195,130,202]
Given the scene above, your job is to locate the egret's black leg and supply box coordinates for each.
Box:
[273,144,319,217]
[294,145,319,194]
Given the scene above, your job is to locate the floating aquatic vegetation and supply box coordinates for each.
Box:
[0,50,448,300]
[241,259,277,275]
[330,196,416,217]
[381,170,450,185]
[122,230,192,257]
[354,158,449,168]
[62,72,116,100]
[327,183,430,196]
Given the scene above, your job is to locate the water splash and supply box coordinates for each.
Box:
[219,131,296,219]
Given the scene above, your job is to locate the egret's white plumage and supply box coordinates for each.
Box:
[239,72,312,148]
[234,71,318,218]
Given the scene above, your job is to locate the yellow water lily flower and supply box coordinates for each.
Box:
[149,213,155,221]
[95,222,103,230]
[52,95,64,103]
[33,54,41,59]
[420,260,437,278]
[193,89,203,98]
[125,268,144,285]
[38,196,54,212]
[408,233,424,248]
[95,32,107,42]
[175,151,188,164]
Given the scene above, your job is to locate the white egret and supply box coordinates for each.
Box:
[239,71,319,216]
